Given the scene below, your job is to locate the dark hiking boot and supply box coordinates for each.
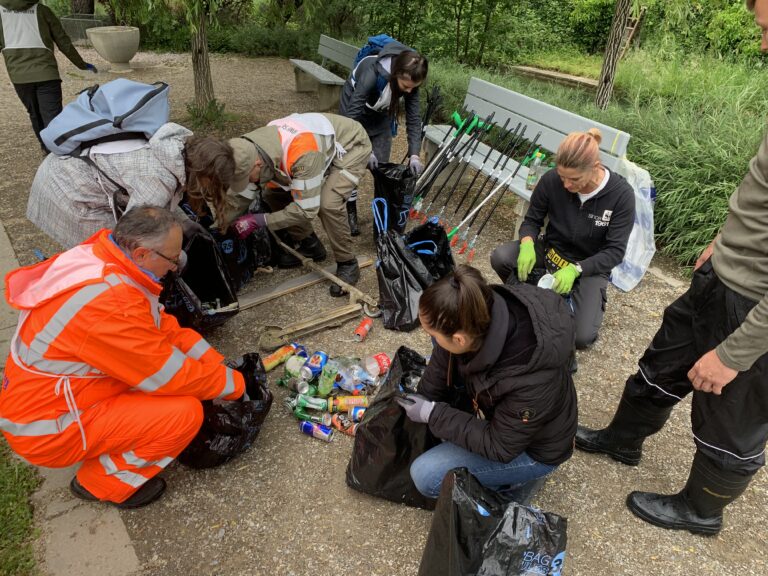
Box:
[626,451,753,535]
[575,389,674,466]
[347,200,360,237]
[71,476,167,509]
[330,258,360,297]
[575,425,643,466]
[276,232,327,268]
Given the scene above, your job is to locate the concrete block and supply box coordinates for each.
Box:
[317,84,341,111]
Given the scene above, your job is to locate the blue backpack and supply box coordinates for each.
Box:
[353,34,397,67]
[41,79,170,156]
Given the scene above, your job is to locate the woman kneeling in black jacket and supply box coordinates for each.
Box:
[397,265,578,499]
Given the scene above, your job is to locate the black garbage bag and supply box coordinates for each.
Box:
[161,222,239,331]
[177,353,274,469]
[211,229,256,293]
[372,162,416,236]
[373,199,436,332]
[419,468,568,576]
[404,219,455,282]
[346,346,438,510]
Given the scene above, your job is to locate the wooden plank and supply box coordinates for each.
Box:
[467,77,630,158]
[318,35,358,69]
[238,256,373,310]
[288,59,345,84]
[511,65,598,89]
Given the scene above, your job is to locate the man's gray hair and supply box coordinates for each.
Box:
[113,206,184,252]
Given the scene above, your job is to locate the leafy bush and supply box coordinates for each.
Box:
[568,0,615,53]
[207,23,317,58]
[707,3,762,60]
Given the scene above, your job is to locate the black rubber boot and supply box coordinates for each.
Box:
[575,389,673,465]
[275,232,327,269]
[346,200,360,237]
[71,476,167,509]
[626,451,753,535]
[330,258,360,297]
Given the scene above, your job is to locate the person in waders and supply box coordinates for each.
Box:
[575,0,768,536]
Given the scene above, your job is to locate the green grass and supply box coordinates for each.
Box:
[0,440,40,576]
[426,51,768,267]
[517,50,604,79]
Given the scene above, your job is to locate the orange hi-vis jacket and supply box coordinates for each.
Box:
[0,229,244,466]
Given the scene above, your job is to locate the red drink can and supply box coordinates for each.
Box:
[353,317,373,342]
[365,353,391,377]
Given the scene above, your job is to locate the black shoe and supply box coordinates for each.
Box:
[330,258,360,297]
[626,491,721,535]
[70,476,167,509]
[275,232,327,269]
[575,425,642,466]
[347,200,360,237]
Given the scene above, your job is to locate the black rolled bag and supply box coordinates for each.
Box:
[373,199,454,332]
[346,346,438,510]
[177,353,274,469]
[419,468,568,576]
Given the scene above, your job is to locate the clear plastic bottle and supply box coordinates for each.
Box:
[525,151,545,191]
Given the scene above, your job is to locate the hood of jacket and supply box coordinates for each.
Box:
[148,122,193,186]
[375,41,414,79]
[0,0,37,10]
[462,283,575,392]
[5,230,160,311]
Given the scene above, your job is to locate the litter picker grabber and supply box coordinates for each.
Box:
[449,124,528,249]
[237,231,380,350]
[461,132,542,263]
[412,112,491,219]
[417,114,493,223]
[414,112,483,201]
[414,106,469,192]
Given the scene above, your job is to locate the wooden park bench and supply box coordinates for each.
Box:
[422,77,631,228]
[289,35,359,111]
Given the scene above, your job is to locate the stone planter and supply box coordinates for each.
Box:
[86,26,140,72]
[60,14,108,44]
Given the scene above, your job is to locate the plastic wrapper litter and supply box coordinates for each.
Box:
[419,468,568,576]
[346,346,438,509]
[177,353,274,469]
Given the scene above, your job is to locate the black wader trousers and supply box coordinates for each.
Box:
[625,259,768,475]
[13,79,63,151]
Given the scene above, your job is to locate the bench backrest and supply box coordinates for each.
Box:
[464,77,630,170]
[318,35,359,70]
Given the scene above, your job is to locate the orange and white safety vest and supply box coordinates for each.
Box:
[0,230,243,455]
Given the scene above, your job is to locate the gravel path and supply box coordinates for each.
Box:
[1,49,765,576]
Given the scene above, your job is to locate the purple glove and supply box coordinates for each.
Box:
[409,155,424,176]
[232,213,266,239]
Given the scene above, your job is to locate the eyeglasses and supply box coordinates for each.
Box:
[151,248,182,267]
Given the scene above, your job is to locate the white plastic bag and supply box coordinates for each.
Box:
[611,157,656,292]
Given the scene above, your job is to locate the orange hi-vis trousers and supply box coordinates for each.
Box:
[10,392,203,504]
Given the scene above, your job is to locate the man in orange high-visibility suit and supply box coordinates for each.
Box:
[0,206,245,508]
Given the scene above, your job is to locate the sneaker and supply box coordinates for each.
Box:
[70,476,167,509]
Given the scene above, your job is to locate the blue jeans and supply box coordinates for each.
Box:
[410,441,557,499]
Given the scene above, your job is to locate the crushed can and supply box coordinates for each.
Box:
[300,351,328,381]
[353,317,373,342]
[263,343,296,372]
[331,413,358,437]
[349,406,366,422]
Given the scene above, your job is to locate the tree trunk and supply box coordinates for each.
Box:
[462,0,476,62]
[71,0,94,14]
[595,0,631,110]
[475,0,496,66]
[190,10,215,110]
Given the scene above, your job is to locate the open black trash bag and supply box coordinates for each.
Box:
[373,199,435,332]
[372,162,416,236]
[404,219,455,282]
[211,229,256,293]
[346,346,438,510]
[419,468,568,576]
[161,221,239,331]
[177,353,274,469]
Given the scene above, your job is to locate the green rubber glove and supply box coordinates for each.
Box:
[553,263,580,294]
[517,240,536,282]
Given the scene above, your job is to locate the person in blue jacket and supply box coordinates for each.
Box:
[339,41,428,235]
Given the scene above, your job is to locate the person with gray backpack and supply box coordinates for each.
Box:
[0,0,96,152]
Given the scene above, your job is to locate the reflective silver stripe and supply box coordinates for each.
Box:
[17,281,113,368]
[292,173,324,191]
[217,367,236,399]
[693,434,766,462]
[14,340,98,376]
[136,346,187,392]
[294,195,321,210]
[113,273,162,328]
[185,339,211,360]
[122,451,174,469]
[99,455,148,488]
[639,367,684,401]
[339,169,360,186]
[0,411,82,437]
